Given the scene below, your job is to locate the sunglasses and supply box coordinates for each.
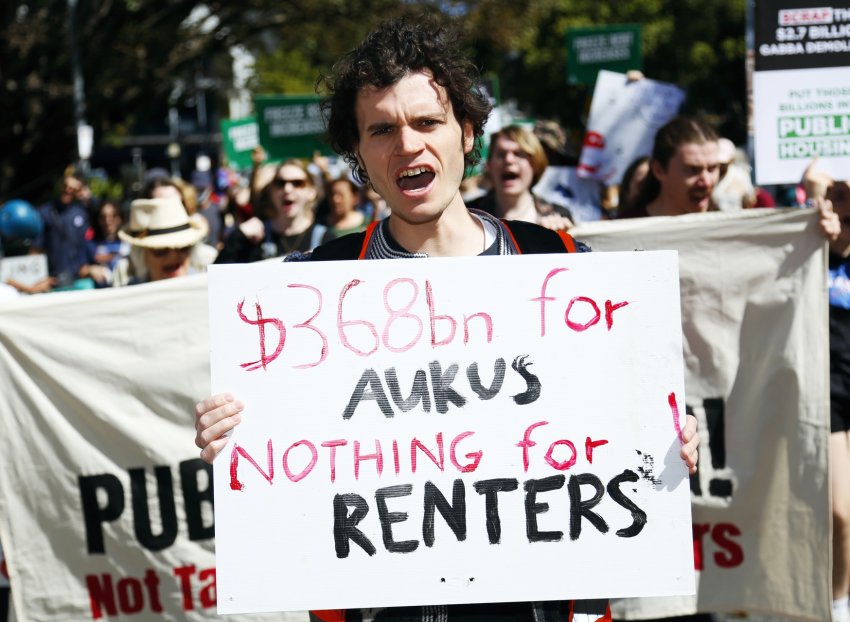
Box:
[272,177,308,189]
[149,246,191,257]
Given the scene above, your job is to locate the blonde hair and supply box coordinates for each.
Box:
[488,125,549,185]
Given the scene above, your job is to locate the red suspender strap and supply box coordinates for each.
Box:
[557,230,577,253]
[501,219,576,254]
[309,610,346,622]
[357,221,380,260]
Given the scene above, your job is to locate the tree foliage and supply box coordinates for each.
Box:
[2,0,747,203]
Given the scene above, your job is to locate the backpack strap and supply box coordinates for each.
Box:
[501,219,576,254]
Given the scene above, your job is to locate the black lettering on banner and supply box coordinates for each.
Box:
[524,475,566,542]
[429,361,467,413]
[422,479,467,547]
[568,473,608,540]
[375,484,419,553]
[342,368,395,419]
[511,355,541,405]
[179,459,214,541]
[687,398,733,499]
[473,478,519,544]
[79,474,125,554]
[466,358,506,400]
[333,493,376,558]
[385,367,431,412]
[129,466,178,551]
[607,469,647,537]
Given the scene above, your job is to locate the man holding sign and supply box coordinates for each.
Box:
[196,16,699,622]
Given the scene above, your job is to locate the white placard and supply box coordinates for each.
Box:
[0,254,48,287]
[577,71,685,184]
[208,252,694,614]
[533,166,604,223]
[753,66,850,185]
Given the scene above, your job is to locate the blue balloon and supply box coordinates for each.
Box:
[0,199,43,240]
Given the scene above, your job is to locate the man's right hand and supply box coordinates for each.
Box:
[194,393,244,463]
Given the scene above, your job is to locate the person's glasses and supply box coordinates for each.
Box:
[272,178,308,189]
[149,247,191,257]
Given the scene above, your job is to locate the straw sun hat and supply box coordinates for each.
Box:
[118,198,205,249]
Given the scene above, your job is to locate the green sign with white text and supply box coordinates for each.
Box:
[220,117,259,171]
[566,25,642,85]
[254,95,334,161]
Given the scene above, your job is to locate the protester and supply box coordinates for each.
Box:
[618,117,720,219]
[617,156,650,217]
[326,175,366,236]
[112,197,214,285]
[194,15,700,622]
[215,159,333,263]
[711,138,755,212]
[78,200,129,287]
[470,124,574,230]
[0,199,46,298]
[33,168,90,288]
[804,162,850,622]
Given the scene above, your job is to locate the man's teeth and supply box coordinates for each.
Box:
[399,167,429,178]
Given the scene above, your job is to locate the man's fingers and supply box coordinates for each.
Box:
[195,392,235,418]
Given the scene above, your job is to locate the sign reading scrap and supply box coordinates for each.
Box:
[752,1,850,184]
[208,252,694,614]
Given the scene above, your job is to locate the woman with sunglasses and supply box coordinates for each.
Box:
[112,197,214,285]
[216,159,334,263]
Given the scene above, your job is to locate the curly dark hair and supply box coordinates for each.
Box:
[318,15,492,184]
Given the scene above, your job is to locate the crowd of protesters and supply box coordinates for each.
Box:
[1,72,847,621]
[0,114,827,298]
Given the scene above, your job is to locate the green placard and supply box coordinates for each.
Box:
[254,95,334,161]
[566,24,642,86]
[220,117,259,171]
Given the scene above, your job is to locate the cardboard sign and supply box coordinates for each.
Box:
[752,1,850,185]
[533,166,604,223]
[0,254,47,287]
[208,252,694,614]
[577,71,685,184]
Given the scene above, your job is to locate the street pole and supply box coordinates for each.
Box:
[67,0,92,173]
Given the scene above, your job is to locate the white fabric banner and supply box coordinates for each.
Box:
[573,208,831,621]
[0,208,830,621]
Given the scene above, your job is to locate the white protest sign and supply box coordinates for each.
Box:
[533,166,604,223]
[208,252,694,615]
[753,67,850,185]
[0,254,48,287]
[577,70,685,184]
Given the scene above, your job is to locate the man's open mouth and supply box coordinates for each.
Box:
[397,166,435,191]
[501,171,520,181]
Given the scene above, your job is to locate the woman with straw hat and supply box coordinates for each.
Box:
[113,197,216,285]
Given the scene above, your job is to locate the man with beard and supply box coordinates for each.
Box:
[618,117,720,219]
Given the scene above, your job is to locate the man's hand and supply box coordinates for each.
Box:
[814,197,843,248]
[537,213,574,232]
[680,414,700,475]
[195,393,244,463]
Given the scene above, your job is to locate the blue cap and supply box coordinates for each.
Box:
[0,200,43,240]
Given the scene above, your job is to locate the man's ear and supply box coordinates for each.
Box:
[462,120,474,154]
[649,159,665,183]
